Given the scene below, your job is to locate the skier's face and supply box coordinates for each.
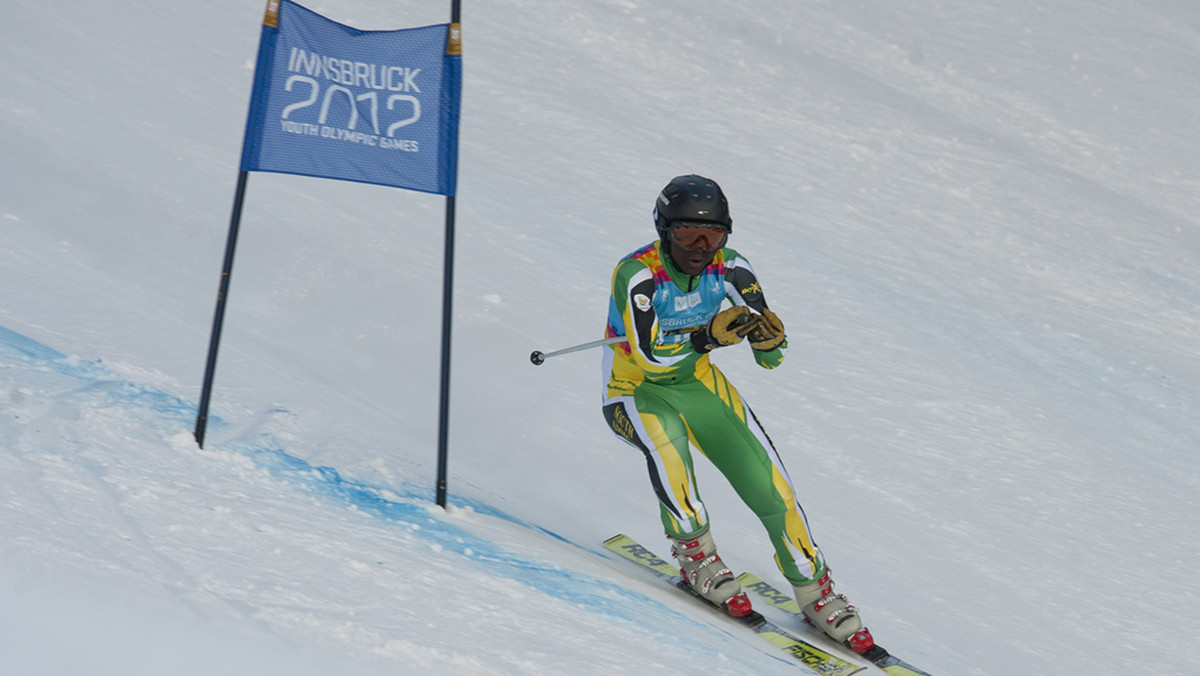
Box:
[667,223,727,275]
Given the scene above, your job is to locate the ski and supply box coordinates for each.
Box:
[604,533,865,675]
[737,572,934,676]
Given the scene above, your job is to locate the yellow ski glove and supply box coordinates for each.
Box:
[691,306,756,353]
[747,308,785,351]
[709,306,757,347]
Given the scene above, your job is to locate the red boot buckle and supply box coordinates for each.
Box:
[846,628,875,654]
[725,593,754,618]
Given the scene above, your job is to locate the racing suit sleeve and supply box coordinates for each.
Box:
[723,251,787,370]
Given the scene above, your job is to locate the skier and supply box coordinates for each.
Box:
[601,174,875,652]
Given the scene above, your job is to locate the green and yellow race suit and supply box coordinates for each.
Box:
[602,241,827,584]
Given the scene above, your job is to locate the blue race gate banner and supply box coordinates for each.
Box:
[240,0,461,195]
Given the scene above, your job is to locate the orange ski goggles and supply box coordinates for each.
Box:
[669,223,728,252]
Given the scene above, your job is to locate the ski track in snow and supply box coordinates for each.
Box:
[0,325,810,675]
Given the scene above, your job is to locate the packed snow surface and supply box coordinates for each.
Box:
[2,1,1198,674]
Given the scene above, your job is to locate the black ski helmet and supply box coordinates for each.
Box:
[653,174,733,240]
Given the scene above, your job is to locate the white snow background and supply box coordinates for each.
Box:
[3,0,1199,674]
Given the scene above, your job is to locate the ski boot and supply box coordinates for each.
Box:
[669,528,754,617]
[793,568,875,653]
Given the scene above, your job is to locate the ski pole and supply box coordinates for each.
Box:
[530,336,626,365]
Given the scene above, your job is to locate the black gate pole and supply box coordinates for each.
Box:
[435,194,456,508]
[435,0,462,508]
[195,170,250,448]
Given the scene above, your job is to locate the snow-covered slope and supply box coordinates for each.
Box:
[2,1,1198,674]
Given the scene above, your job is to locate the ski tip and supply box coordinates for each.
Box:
[603,533,628,546]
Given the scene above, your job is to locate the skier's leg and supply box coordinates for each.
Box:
[602,389,751,615]
[684,367,873,649]
[685,365,825,583]
[602,392,707,536]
